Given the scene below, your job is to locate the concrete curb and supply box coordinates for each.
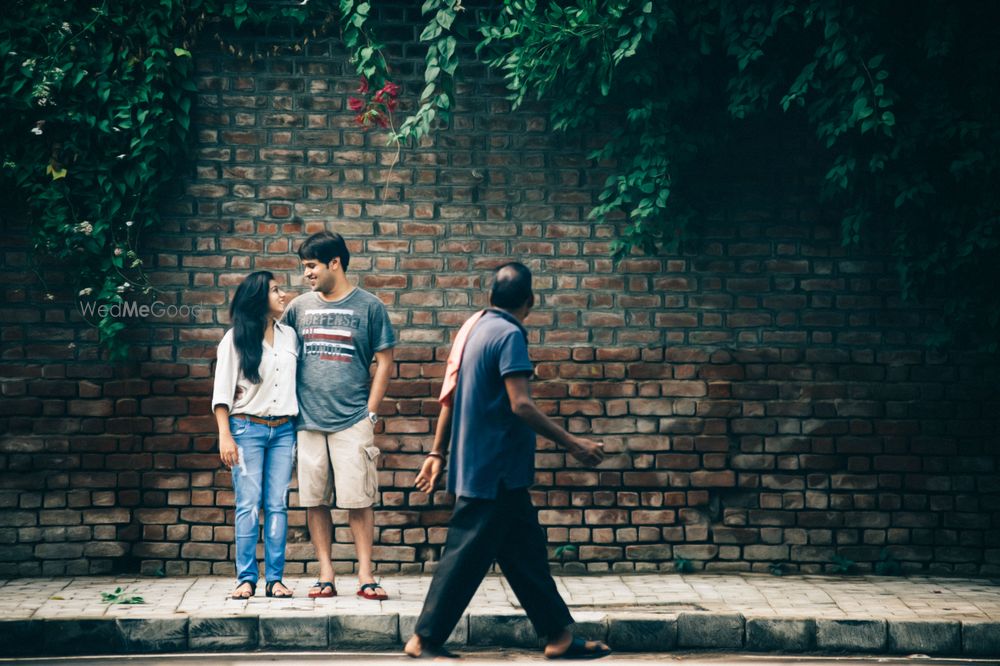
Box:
[0,614,997,657]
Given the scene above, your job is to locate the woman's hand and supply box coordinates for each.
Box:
[414,455,444,493]
[219,432,239,468]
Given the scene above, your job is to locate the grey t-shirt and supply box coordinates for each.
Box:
[282,288,396,433]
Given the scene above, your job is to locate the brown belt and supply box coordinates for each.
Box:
[231,414,293,427]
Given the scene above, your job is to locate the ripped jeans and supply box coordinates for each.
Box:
[230,417,295,584]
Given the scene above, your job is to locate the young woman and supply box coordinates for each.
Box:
[212,271,298,599]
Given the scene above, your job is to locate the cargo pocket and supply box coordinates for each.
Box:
[362,445,380,500]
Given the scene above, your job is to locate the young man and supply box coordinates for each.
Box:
[283,231,395,600]
[404,262,612,660]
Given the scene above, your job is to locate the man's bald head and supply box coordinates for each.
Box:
[490,261,533,311]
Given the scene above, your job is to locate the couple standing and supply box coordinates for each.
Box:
[213,230,611,659]
[212,231,393,601]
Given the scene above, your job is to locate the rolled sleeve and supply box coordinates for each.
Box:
[211,333,239,412]
[498,330,533,378]
[370,302,397,352]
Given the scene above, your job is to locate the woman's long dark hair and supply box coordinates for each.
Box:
[230,271,274,384]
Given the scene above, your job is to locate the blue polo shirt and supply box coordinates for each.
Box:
[447,309,535,499]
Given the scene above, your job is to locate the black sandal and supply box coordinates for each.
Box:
[546,636,612,660]
[231,580,255,600]
[265,580,293,598]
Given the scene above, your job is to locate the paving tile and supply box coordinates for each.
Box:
[886,619,960,655]
[117,617,188,653]
[746,617,814,652]
[259,614,327,649]
[329,613,400,649]
[607,615,677,652]
[37,618,121,655]
[962,620,1000,656]
[399,612,467,646]
[188,616,259,650]
[815,618,887,652]
[677,612,744,648]
[0,573,997,656]
[468,612,538,648]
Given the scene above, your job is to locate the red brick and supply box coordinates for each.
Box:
[538,510,583,526]
[631,510,676,525]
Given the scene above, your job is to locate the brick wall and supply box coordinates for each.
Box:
[1,7,999,578]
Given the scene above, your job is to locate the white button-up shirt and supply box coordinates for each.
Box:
[212,322,299,418]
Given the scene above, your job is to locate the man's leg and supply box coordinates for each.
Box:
[296,430,336,585]
[307,506,335,583]
[494,488,573,637]
[329,419,385,595]
[407,496,501,653]
[495,488,609,658]
[348,506,377,586]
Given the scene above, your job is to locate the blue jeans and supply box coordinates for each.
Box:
[230,417,295,584]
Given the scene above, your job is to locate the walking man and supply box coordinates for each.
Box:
[404,262,612,660]
[283,231,395,600]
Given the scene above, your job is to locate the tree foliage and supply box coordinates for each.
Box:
[4,1,1000,356]
[0,0,320,357]
[359,0,1000,349]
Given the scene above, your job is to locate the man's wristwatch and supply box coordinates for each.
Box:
[368,411,379,425]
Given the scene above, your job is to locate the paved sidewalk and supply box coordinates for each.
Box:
[1,573,998,657]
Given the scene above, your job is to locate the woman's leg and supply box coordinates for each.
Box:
[231,420,266,585]
[261,422,296,583]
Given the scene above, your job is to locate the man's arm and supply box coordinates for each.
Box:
[504,374,605,465]
[414,401,451,493]
[430,401,453,457]
[368,348,393,414]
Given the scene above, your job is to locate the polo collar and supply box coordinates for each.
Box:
[485,307,528,338]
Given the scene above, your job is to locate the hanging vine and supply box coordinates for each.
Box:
[0,0,320,358]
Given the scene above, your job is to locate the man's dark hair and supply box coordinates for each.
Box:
[298,231,350,271]
[490,261,533,310]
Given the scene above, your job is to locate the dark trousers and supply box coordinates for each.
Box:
[414,486,575,646]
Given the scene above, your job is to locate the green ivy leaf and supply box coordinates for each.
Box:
[436,9,454,30]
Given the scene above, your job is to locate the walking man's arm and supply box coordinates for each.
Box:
[504,374,605,466]
[414,402,452,493]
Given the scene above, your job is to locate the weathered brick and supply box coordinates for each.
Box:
[1,18,998,580]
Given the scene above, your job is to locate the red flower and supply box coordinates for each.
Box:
[354,114,365,125]
[358,76,369,94]
[348,96,365,112]
[385,97,397,111]
[374,90,384,103]
[381,81,400,97]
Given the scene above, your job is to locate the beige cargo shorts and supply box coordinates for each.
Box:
[296,418,380,509]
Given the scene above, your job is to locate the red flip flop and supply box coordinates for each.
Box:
[357,582,388,600]
[308,581,337,598]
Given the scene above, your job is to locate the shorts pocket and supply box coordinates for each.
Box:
[362,445,380,499]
